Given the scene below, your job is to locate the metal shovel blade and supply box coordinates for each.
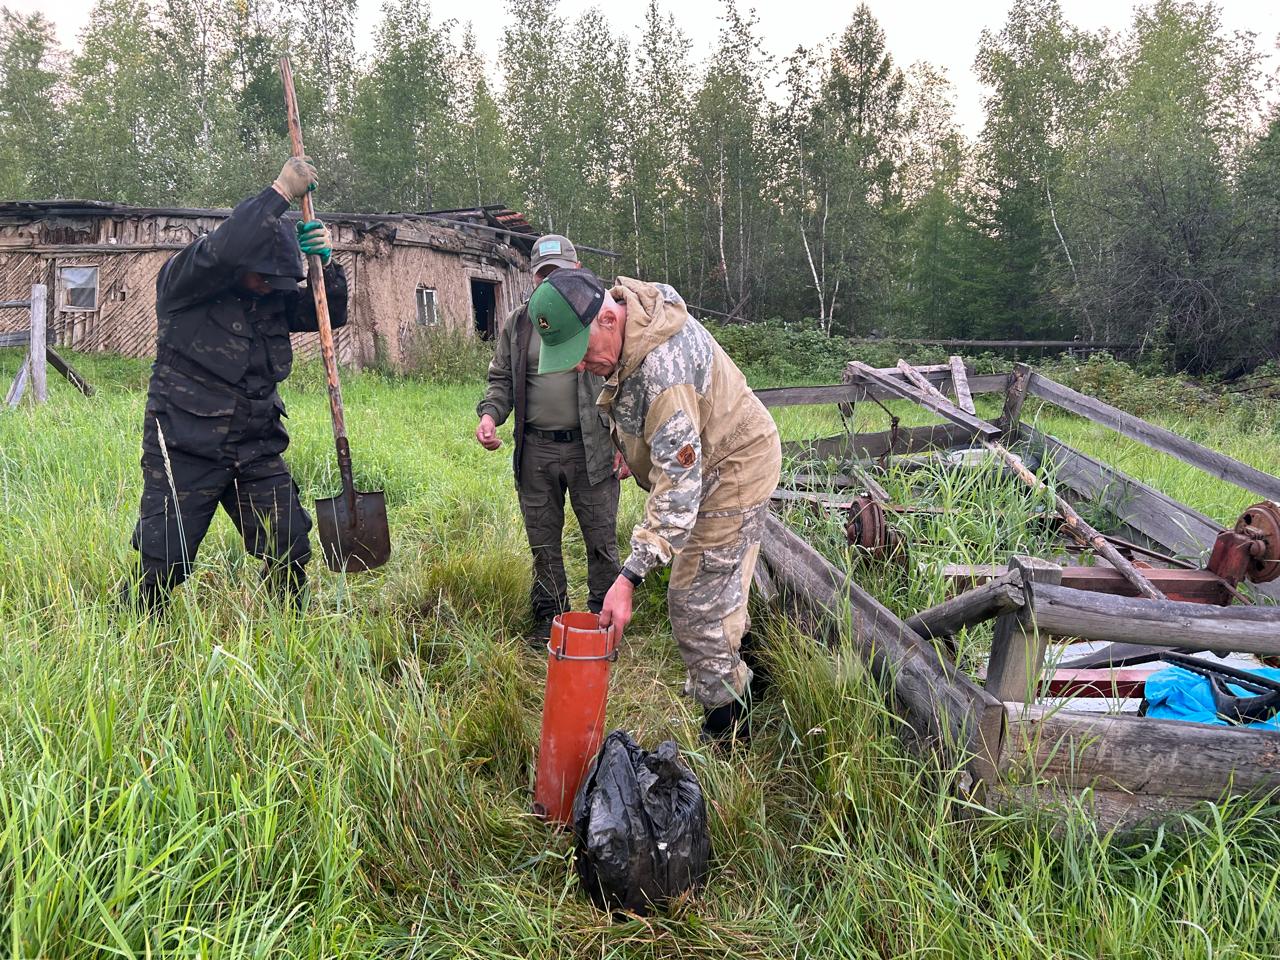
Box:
[315,488,391,573]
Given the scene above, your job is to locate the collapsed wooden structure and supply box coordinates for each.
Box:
[756,360,1280,828]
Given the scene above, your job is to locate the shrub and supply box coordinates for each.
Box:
[394,325,495,384]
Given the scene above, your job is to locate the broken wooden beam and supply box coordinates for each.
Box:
[1028,581,1280,658]
[780,422,981,463]
[851,361,1001,439]
[759,513,1005,786]
[46,346,94,397]
[904,572,1025,641]
[754,372,1008,409]
[1028,372,1280,503]
[949,356,975,414]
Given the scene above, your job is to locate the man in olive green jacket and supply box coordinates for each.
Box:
[528,268,781,743]
[474,236,621,644]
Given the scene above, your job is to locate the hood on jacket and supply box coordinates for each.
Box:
[611,277,690,383]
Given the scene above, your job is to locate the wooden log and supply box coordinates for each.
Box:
[998,363,1032,437]
[0,299,32,310]
[751,561,777,604]
[985,558,1064,703]
[905,573,1025,641]
[949,356,975,414]
[759,514,1005,786]
[943,563,1233,606]
[45,347,95,397]
[755,372,1008,410]
[851,361,1001,439]
[27,285,46,403]
[1001,703,1280,801]
[1028,581,1280,657]
[0,331,30,348]
[1028,372,1280,503]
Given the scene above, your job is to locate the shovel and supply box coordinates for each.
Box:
[279,56,391,572]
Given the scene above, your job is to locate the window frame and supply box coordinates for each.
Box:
[56,263,101,314]
[416,285,439,327]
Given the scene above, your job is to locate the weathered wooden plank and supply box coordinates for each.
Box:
[998,363,1032,436]
[986,558,1063,703]
[0,299,31,309]
[949,356,975,414]
[46,347,94,397]
[1029,372,1280,503]
[5,361,28,407]
[905,573,1025,641]
[1029,581,1280,657]
[850,361,1002,439]
[0,331,29,347]
[27,284,46,403]
[945,562,1233,605]
[755,372,1007,410]
[847,337,1133,350]
[1001,704,1280,800]
[760,514,1005,786]
[781,422,982,463]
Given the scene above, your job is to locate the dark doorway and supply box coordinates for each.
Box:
[471,279,498,340]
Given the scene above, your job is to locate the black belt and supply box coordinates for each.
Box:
[524,425,582,443]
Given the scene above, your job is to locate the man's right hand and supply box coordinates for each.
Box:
[272,157,319,202]
[475,414,502,450]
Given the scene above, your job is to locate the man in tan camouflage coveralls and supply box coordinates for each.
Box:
[528,268,781,743]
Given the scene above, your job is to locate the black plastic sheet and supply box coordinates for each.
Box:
[571,730,711,913]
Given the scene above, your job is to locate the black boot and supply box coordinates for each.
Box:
[700,698,750,747]
[525,616,555,650]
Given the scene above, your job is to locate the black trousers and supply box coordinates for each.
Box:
[517,432,620,620]
[130,399,311,602]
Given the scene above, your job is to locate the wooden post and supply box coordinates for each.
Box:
[997,363,1032,437]
[949,356,976,414]
[985,556,1063,704]
[27,284,47,403]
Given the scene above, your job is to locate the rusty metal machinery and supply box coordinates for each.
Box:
[1207,501,1280,586]
[845,495,908,564]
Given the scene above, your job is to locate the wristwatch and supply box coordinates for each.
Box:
[621,568,644,588]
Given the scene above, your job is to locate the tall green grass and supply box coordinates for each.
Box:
[1,348,1279,958]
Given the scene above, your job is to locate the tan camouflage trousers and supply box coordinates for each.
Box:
[668,501,769,709]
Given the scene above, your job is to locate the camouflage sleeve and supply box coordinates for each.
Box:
[623,385,703,580]
[476,306,518,425]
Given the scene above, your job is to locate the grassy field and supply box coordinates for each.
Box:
[2,348,1280,958]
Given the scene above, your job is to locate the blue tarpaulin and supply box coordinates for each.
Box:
[1144,665,1280,730]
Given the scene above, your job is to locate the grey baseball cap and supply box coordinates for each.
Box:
[531,234,578,273]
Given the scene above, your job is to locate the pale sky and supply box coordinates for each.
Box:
[15,0,1280,135]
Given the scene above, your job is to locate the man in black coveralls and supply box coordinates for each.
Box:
[122,157,348,612]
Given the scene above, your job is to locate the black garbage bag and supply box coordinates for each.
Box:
[571,729,711,913]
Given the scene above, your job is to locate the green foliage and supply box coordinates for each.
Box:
[2,0,1279,374]
[395,323,496,384]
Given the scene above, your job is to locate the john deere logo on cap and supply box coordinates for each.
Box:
[537,315,550,330]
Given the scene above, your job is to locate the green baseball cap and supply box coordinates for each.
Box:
[528,268,606,373]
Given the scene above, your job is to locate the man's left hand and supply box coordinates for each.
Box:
[613,451,631,480]
[598,575,634,641]
[297,219,333,266]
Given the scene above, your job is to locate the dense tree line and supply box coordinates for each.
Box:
[1,0,1278,371]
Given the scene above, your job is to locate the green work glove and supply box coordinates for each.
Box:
[296,219,332,266]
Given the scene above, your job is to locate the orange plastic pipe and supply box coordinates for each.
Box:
[533,612,618,824]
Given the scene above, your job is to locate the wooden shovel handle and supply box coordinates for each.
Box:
[278,56,355,498]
